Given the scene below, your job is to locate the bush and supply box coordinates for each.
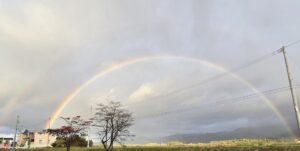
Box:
[52,135,90,147]
[167,141,184,146]
[52,139,66,147]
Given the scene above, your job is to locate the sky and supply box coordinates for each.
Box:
[1,0,300,143]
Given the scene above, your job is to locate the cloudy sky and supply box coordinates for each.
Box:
[1,0,300,142]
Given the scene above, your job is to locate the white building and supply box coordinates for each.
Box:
[18,130,56,148]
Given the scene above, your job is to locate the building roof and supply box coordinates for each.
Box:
[0,137,13,140]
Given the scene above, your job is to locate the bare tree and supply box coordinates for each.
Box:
[93,100,134,151]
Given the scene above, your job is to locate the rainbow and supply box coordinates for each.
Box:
[45,55,295,137]
[0,82,35,125]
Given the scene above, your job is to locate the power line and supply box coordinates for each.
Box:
[135,85,300,119]
[127,49,281,107]
[285,39,300,48]
[136,86,298,119]
[129,40,300,108]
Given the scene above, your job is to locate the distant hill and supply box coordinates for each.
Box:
[161,125,295,143]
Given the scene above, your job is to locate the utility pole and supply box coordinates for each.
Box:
[281,46,300,136]
[87,124,90,148]
[13,115,19,150]
[87,106,93,148]
[46,117,51,147]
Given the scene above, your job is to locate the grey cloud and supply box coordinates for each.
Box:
[0,0,300,141]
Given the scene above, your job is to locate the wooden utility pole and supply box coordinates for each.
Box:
[281,46,300,136]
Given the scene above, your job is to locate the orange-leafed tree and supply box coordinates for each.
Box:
[47,116,91,151]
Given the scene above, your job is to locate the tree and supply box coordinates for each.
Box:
[93,100,134,151]
[47,116,91,151]
[52,135,93,147]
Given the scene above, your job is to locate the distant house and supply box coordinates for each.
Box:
[17,130,34,148]
[0,137,13,149]
[18,130,56,148]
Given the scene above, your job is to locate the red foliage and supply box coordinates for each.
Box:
[47,116,92,151]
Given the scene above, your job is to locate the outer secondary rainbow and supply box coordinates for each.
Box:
[45,55,294,137]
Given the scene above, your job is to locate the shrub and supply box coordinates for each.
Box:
[167,141,184,146]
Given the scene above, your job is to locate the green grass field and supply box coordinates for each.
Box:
[7,146,300,151]
[5,139,300,151]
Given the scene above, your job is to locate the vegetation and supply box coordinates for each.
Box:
[52,136,93,148]
[47,116,91,151]
[9,146,300,151]
[167,141,184,146]
[7,139,300,151]
[92,100,134,151]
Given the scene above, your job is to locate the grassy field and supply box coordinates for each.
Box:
[4,139,300,151]
[7,146,300,151]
